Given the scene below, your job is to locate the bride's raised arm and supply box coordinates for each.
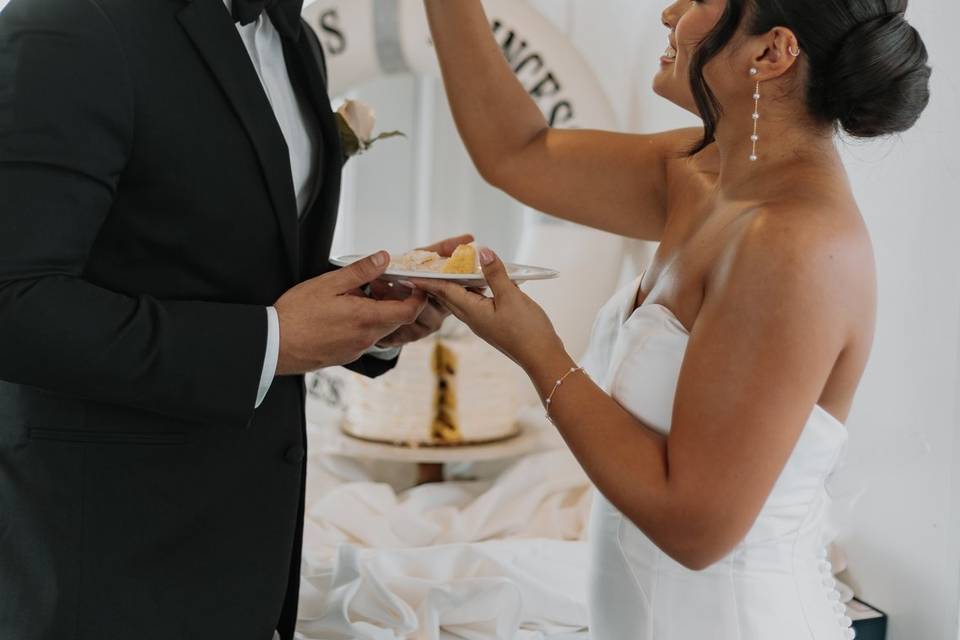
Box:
[424,0,697,241]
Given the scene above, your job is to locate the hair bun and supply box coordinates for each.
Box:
[818,12,931,138]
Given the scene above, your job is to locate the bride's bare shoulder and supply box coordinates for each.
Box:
[713,199,876,317]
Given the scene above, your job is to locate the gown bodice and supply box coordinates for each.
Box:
[581,278,854,640]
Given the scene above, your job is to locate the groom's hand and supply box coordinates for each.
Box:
[367,234,474,348]
[367,284,449,348]
[273,251,427,375]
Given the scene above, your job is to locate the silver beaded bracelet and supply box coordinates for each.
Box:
[544,366,586,422]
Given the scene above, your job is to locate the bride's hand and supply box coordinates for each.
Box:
[411,248,564,370]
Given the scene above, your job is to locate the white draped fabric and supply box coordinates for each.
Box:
[295,448,594,639]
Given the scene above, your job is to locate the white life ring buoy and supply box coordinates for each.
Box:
[302,0,618,130]
[303,0,645,359]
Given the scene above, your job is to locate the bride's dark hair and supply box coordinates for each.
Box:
[689,0,931,154]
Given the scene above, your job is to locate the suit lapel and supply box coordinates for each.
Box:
[286,25,344,277]
[177,0,300,280]
[288,27,342,216]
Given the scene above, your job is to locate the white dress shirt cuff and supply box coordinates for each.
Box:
[255,306,281,408]
[365,343,402,361]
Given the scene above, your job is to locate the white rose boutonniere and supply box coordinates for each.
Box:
[336,99,405,158]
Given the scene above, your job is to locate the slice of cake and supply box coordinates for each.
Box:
[389,243,480,275]
[440,243,479,274]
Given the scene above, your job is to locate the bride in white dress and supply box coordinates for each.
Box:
[416,0,931,638]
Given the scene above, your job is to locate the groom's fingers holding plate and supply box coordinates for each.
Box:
[365,288,428,329]
[415,297,450,330]
[367,278,414,302]
[377,322,433,349]
[329,251,391,293]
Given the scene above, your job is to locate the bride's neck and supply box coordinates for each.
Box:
[709,115,842,202]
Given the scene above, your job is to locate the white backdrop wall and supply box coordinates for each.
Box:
[334,2,960,639]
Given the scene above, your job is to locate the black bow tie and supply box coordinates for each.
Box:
[232,0,304,40]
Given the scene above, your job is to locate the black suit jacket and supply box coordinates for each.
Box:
[0,0,394,637]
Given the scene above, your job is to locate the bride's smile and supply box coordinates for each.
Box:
[654,0,723,113]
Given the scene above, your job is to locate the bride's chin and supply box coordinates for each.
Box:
[652,71,673,100]
[652,70,695,112]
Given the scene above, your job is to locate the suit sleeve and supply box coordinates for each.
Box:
[0,0,267,427]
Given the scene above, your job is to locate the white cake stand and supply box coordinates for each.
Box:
[307,406,558,484]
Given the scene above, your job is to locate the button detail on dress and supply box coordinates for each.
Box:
[818,547,856,639]
[283,444,305,464]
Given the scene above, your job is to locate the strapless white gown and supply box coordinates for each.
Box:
[580,278,855,640]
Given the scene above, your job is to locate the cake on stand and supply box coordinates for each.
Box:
[305,330,551,484]
[307,412,549,484]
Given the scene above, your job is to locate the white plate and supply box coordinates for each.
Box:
[330,254,559,287]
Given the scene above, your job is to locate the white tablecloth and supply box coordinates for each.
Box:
[296,444,594,640]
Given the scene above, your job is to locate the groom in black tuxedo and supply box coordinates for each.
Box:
[0,0,460,638]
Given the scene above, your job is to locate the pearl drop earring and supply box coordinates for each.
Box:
[749,68,760,162]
